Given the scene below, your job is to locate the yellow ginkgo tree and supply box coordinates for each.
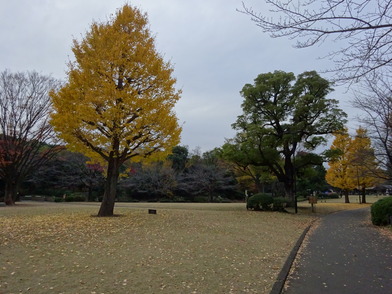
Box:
[326,127,379,203]
[50,5,181,216]
[325,129,356,203]
[347,127,380,204]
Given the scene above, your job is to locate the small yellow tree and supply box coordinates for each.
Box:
[347,127,379,204]
[50,5,181,216]
[325,129,356,203]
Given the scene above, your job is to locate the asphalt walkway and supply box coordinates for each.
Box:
[282,207,392,294]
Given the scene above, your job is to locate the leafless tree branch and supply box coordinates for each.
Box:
[0,70,63,204]
[240,0,392,83]
[352,73,392,179]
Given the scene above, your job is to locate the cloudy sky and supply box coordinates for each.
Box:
[0,0,357,152]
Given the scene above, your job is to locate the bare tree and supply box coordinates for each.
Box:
[240,0,392,83]
[352,75,392,179]
[0,70,62,205]
[177,162,237,202]
[120,161,178,200]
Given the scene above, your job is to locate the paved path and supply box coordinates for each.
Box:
[283,208,392,294]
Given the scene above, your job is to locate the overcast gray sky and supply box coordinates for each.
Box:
[0,0,357,152]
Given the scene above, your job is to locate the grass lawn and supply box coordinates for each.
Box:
[0,197,382,294]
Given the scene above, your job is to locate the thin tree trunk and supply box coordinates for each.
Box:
[344,189,350,203]
[87,185,92,202]
[98,156,120,217]
[361,187,367,204]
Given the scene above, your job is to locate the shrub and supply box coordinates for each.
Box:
[319,192,339,199]
[371,197,392,226]
[328,192,339,199]
[172,196,186,202]
[64,193,86,202]
[272,197,288,211]
[193,195,209,203]
[247,194,288,211]
[247,193,273,211]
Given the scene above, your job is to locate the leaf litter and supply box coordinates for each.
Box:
[1,202,316,293]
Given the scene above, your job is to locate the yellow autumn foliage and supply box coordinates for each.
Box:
[325,129,356,191]
[346,127,381,189]
[326,127,380,192]
[50,4,181,164]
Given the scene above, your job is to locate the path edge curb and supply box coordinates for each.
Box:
[270,223,313,294]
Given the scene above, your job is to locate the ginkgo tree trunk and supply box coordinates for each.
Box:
[50,5,181,216]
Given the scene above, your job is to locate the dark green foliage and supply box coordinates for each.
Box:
[247,193,288,211]
[64,193,86,202]
[247,193,273,210]
[193,196,210,203]
[232,70,347,203]
[167,145,189,172]
[371,197,392,226]
[221,141,275,193]
[295,153,328,197]
[272,197,288,211]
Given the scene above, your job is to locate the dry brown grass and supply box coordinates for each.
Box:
[0,199,377,294]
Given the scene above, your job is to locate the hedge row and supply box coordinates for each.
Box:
[247,193,287,211]
[371,197,392,226]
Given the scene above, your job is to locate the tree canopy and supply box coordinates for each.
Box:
[50,5,181,216]
[326,127,379,203]
[221,138,275,193]
[325,129,356,202]
[232,70,347,204]
[167,145,189,173]
[294,151,326,195]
